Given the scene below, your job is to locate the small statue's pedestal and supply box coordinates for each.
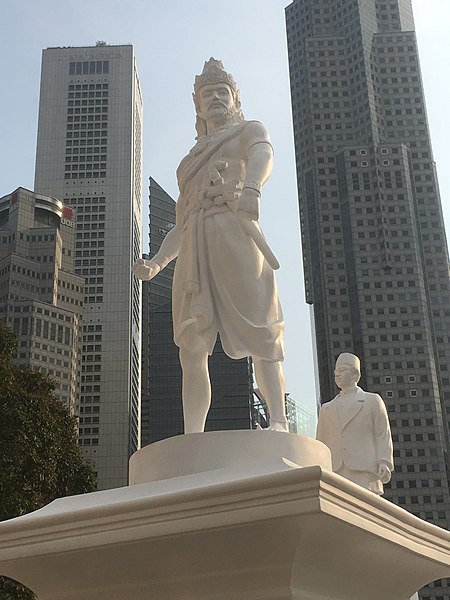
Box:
[1,431,449,600]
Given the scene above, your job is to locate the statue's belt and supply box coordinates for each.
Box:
[182,184,279,272]
[184,183,240,221]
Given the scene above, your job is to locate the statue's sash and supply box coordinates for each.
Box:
[176,122,250,198]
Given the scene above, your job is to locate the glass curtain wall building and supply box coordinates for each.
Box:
[34,45,143,490]
[141,178,254,445]
[286,3,450,598]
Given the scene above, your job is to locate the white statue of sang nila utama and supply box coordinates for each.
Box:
[316,352,394,495]
[132,58,288,435]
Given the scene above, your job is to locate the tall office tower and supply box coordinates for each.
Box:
[141,178,254,446]
[286,3,450,597]
[0,187,83,414]
[141,177,177,444]
[34,45,143,489]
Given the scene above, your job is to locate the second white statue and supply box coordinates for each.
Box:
[316,353,394,494]
[132,58,288,434]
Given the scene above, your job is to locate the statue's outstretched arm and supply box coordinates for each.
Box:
[132,226,182,281]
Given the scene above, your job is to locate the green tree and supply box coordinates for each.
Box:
[0,323,97,599]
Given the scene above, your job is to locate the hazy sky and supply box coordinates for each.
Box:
[1,1,449,416]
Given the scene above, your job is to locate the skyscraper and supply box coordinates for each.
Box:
[34,45,143,489]
[286,2,450,597]
[141,177,178,443]
[0,187,83,414]
[141,178,254,445]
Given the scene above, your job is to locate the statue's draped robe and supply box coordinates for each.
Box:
[172,122,284,361]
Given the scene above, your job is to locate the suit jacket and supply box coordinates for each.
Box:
[316,387,393,475]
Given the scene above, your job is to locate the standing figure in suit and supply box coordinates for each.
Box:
[316,353,393,495]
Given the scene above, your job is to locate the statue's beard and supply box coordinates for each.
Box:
[206,104,235,126]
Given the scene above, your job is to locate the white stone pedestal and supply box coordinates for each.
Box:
[1,431,449,600]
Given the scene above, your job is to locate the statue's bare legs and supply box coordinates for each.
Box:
[179,348,288,434]
[179,348,211,434]
[253,357,289,432]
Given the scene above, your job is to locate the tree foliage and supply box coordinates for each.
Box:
[0,322,97,598]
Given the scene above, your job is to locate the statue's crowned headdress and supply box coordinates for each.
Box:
[194,58,237,96]
[193,58,244,138]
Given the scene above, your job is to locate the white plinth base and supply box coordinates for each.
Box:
[1,432,449,600]
[129,429,332,484]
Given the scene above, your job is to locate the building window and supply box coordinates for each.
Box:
[69,61,109,75]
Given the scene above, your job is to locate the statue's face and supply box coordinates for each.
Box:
[197,83,235,123]
[334,363,358,390]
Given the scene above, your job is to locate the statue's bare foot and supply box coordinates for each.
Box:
[268,420,289,433]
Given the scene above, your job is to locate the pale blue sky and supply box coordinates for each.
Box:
[1,0,449,416]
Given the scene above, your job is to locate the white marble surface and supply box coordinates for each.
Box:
[129,429,331,484]
[0,431,449,600]
[132,59,288,434]
[317,352,393,494]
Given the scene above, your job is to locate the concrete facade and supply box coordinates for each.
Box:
[0,186,83,413]
[286,2,450,598]
[34,45,143,489]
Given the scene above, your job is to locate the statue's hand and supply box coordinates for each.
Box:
[132,258,161,281]
[377,463,392,484]
[236,188,260,221]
